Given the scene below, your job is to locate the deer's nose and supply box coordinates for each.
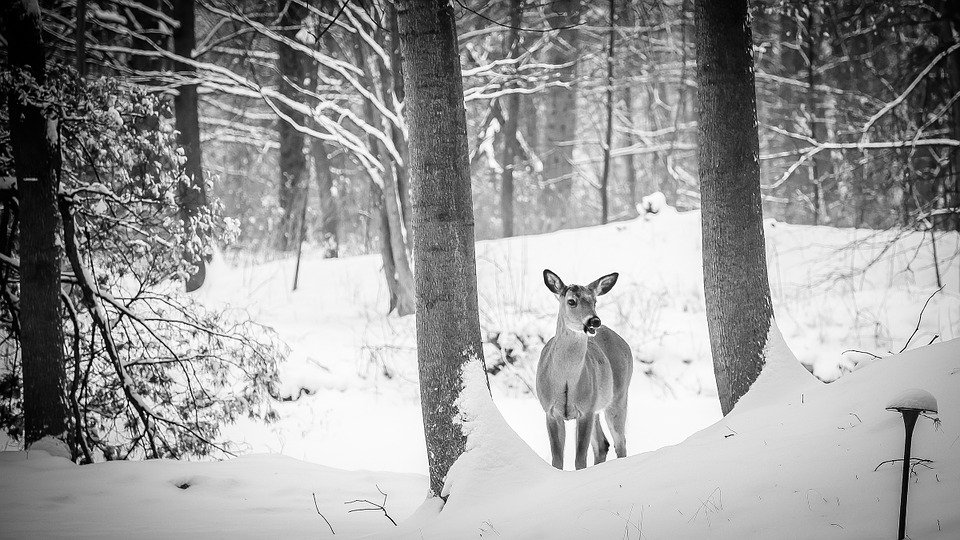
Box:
[587,316,601,329]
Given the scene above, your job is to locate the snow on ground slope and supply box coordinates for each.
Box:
[204,209,958,474]
[2,338,956,538]
[1,210,958,538]
[389,338,960,539]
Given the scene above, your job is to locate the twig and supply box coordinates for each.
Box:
[313,492,336,535]
[344,484,397,526]
[874,458,934,472]
[898,286,944,353]
[841,349,882,360]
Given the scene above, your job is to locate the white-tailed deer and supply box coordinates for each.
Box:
[536,269,633,470]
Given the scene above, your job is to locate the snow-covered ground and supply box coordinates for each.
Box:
[2,209,958,538]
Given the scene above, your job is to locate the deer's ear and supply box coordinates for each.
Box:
[543,269,566,296]
[589,272,619,296]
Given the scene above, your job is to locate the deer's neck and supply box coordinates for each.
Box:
[552,315,589,370]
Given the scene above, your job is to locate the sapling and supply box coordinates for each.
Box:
[885,388,938,540]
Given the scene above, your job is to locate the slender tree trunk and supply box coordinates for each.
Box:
[386,2,413,236]
[275,0,309,252]
[311,138,339,258]
[4,0,69,445]
[805,4,832,226]
[499,0,522,238]
[75,0,88,76]
[540,0,580,231]
[398,0,485,497]
[695,0,774,416]
[599,0,616,225]
[622,2,637,215]
[354,31,416,316]
[173,0,208,290]
[129,0,163,75]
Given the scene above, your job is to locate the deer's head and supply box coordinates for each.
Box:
[543,269,619,336]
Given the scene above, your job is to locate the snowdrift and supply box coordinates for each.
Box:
[391,337,958,539]
[1,339,956,538]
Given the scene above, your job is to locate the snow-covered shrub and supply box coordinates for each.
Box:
[0,65,283,461]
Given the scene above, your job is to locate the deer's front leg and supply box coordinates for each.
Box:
[546,415,565,469]
[574,414,595,470]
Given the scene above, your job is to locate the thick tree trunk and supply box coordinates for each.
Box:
[499,0,522,238]
[695,0,774,416]
[937,0,960,232]
[540,0,580,231]
[4,0,69,445]
[398,0,485,497]
[599,0,616,225]
[173,0,208,290]
[275,0,309,252]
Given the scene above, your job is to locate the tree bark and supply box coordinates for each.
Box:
[622,2,637,215]
[540,0,580,231]
[599,0,616,225]
[354,31,416,316]
[499,0,522,238]
[173,0,208,290]
[398,0,485,497]
[275,0,309,252]
[805,3,833,226]
[311,138,339,258]
[695,0,774,416]
[75,0,88,77]
[4,0,69,444]
[386,2,414,236]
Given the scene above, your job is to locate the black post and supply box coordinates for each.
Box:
[897,410,919,540]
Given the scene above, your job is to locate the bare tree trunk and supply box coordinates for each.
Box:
[937,0,960,232]
[4,0,68,445]
[499,0,522,238]
[599,0,616,225]
[695,0,774,416]
[622,2,637,215]
[540,0,580,231]
[311,138,339,258]
[75,0,88,76]
[805,4,832,226]
[354,32,416,316]
[173,0,208,290]
[386,2,413,236]
[398,0,485,497]
[275,0,309,252]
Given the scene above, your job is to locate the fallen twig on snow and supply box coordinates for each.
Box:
[344,484,397,526]
[313,492,336,535]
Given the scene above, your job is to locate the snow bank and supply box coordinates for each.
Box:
[390,339,959,539]
[0,452,424,539]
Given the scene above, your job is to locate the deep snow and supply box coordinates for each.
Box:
[2,209,958,538]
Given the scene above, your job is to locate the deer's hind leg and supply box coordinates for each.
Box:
[592,413,610,465]
[606,397,628,458]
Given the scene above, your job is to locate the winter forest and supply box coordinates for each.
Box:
[1,0,958,537]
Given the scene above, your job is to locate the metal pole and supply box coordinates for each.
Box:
[897,410,919,540]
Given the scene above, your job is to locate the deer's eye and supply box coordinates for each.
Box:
[567,298,577,307]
